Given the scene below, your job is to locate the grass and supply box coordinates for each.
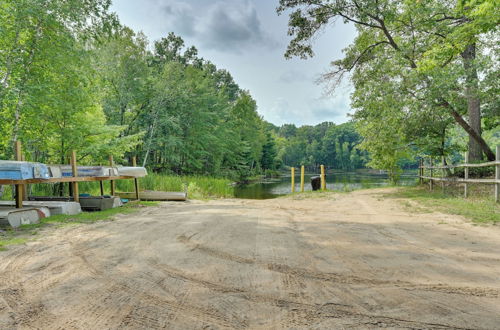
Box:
[0,201,158,251]
[386,186,500,224]
[0,174,234,201]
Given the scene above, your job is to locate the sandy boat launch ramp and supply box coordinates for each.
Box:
[1,188,499,329]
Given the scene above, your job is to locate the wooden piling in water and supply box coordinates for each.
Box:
[300,165,305,192]
[320,165,326,191]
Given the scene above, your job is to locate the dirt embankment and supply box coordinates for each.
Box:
[1,188,499,329]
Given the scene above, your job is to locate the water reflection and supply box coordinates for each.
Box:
[234,171,417,199]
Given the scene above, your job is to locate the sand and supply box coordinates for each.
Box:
[1,188,499,329]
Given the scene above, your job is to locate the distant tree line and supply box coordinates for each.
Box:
[268,122,370,171]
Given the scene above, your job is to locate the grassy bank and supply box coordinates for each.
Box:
[1,174,234,200]
[388,186,500,224]
[0,201,157,251]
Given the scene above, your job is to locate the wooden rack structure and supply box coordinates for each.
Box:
[418,145,500,202]
[0,142,140,209]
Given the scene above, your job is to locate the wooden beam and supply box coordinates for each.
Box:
[14,141,23,208]
[132,156,140,200]
[109,155,115,196]
[420,176,500,184]
[464,152,469,198]
[71,150,79,203]
[496,146,499,203]
[421,160,500,170]
[0,176,136,185]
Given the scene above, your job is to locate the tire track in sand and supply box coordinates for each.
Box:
[177,234,500,299]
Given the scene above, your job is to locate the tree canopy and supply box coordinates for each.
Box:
[278,0,499,171]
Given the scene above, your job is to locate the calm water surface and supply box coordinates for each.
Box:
[234,171,417,199]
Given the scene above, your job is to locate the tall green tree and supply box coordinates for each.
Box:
[277,0,498,162]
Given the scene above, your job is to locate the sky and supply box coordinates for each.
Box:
[110,0,357,127]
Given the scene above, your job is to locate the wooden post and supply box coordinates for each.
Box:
[21,154,28,201]
[441,156,445,193]
[133,156,140,200]
[464,152,469,198]
[14,141,23,208]
[300,165,305,192]
[71,150,79,203]
[429,157,434,191]
[99,181,104,196]
[419,159,423,185]
[109,155,115,196]
[495,145,499,203]
[320,165,326,191]
[291,167,295,193]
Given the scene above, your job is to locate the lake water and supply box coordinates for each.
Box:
[234,171,418,199]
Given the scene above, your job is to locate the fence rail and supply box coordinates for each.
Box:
[418,145,500,202]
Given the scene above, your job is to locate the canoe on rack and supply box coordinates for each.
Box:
[0,161,50,180]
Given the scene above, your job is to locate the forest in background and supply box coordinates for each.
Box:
[0,0,283,181]
[1,0,498,184]
[278,0,499,180]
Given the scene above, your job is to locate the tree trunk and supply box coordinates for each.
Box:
[461,43,483,161]
[442,103,495,161]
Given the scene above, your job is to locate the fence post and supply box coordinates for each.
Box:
[300,165,305,192]
[71,150,79,203]
[14,141,23,208]
[496,145,499,203]
[291,167,295,193]
[429,157,434,191]
[464,152,469,198]
[133,156,140,200]
[419,159,423,185]
[109,155,115,196]
[441,156,445,193]
[320,165,326,191]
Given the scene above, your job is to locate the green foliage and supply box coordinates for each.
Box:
[277,0,499,173]
[0,1,277,180]
[274,121,370,171]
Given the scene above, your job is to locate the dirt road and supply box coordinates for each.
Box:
[1,188,499,329]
